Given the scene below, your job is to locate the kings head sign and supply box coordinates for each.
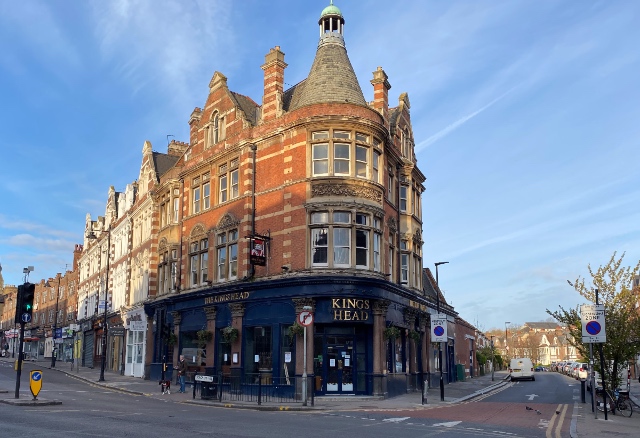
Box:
[431,314,448,342]
[580,304,606,343]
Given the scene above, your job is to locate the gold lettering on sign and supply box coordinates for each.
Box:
[204,292,250,305]
[332,298,370,321]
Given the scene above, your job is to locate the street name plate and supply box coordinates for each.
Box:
[195,375,214,382]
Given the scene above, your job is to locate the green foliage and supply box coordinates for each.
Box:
[288,322,305,340]
[408,330,421,342]
[196,329,213,348]
[165,332,177,347]
[221,326,239,343]
[547,252,640,390]
[383,326,401,340]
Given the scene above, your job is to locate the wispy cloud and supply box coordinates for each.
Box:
[1,234,74,253]
[90,0,234,105]
[0,215,78,239]
[415,86,518,152]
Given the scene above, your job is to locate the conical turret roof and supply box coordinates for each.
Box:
[287,4,366,111]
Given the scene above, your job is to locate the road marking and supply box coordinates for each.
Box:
[546,404,562,438]
[555,403,568,438]
[526,393,539,400]
[433,421,462,427]
[382,417,409,423]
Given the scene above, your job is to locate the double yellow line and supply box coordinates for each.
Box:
[546,403,568,438]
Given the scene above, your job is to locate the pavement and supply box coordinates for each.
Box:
[2,356,640,437]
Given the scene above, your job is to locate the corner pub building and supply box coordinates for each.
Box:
[145,3,432,398]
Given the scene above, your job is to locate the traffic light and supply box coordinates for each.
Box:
[14,285,24,323]
[21,283,35,317]
[14,283,35,323]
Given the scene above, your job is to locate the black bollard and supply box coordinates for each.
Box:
[581,379,586,403]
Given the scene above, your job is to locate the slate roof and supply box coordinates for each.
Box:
[152,152,180,178]
[287,37,367,111]
[524,322,560,330]
[231,92,259,126]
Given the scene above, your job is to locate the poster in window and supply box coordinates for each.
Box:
[250,238,266,266]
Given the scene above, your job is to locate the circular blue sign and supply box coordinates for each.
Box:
[586,321,601,335]
[434,326,445,337]
[22,313,31,323]
[32,372,42,381]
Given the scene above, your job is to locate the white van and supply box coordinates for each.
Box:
[510,358,535,381]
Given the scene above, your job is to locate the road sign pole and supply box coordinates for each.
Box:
[14,321,25,399]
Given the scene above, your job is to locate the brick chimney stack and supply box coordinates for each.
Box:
[370,66,391,127]
[261,46,287,123]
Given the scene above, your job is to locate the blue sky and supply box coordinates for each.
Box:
[1,1,639,331]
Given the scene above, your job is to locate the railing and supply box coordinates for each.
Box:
[192,372,314,405]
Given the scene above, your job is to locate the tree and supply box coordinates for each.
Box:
[547,252,640,390]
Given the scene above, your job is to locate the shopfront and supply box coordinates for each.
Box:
[145,276,428,397]
[125,308,147,378]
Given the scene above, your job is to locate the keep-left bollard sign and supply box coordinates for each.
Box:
[30,370,43,399]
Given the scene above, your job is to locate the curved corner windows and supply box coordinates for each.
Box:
[313,144,329,176]
[310,129,381,183]
[334,144,350,175]
[311,228,328,266]
[309,211,380,271]
[355,229,368,268]
[356,146,367,178]
[373,150,380,183]
[333,228,350,266]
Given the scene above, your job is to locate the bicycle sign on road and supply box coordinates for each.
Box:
[580,304,606,343]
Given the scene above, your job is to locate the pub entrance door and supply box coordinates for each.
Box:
[326,339,354,393]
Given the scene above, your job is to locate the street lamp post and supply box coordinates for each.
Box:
[45,275,62,368]
[434,261,449,402]
[88,227,111,382]
[99,272,109,382]
[490,335,495,381]
[504,322,511,361]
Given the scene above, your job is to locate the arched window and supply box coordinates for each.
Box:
[213,113,219,144]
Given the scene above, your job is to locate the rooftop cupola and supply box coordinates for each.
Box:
[288,2,366,111]
[319,0,345,47]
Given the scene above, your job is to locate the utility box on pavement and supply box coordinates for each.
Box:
[456,364,465,381]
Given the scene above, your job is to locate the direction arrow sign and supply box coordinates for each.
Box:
[30,370,43,399]
[21,313,31,323]
[580,304,606,343]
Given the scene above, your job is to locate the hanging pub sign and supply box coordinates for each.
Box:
[250,236,267,266]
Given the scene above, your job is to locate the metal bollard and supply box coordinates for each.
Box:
[580,379,586,403]
[422,380,428,405]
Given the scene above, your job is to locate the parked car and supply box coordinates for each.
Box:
[535,366,545,372]
[576,363,589,380]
